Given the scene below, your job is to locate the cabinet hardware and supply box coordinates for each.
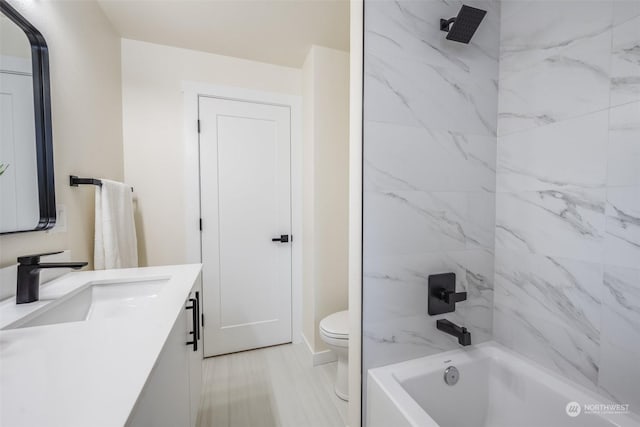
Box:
[195,291,201,340]
[186,298,198,351]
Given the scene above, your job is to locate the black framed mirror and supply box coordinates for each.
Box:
[0,0,55,234]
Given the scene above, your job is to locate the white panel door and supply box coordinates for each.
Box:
[199,96,292,357]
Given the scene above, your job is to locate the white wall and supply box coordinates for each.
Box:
[120,39,302,266]
[302,49,317,350]
[0,0,123,289]
[0,15,30,58]
[301,46,350,354]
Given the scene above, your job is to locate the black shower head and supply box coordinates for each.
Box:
[440,5,487,44]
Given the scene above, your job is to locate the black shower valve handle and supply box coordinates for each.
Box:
[439,289,467,305]
[428,273,465,316]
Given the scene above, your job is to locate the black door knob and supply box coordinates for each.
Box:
[271,235,289,243]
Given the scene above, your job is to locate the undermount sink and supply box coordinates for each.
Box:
[3,278,168,330]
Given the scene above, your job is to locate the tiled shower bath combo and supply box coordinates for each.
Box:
[363,0,640,424]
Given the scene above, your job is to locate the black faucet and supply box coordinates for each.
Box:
[437,319,471,346]
[16,252,88,304]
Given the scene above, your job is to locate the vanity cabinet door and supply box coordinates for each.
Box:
[126,299,191,427]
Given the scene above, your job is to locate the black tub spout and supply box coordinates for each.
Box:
[437,319,471,346]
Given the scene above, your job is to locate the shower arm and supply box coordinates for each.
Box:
[440,17,456,32]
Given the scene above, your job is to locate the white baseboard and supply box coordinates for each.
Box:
[313,348,338,366]
[302,333,338,366]
[302,333,315,360]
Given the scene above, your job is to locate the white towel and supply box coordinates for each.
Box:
[94,179,138,270]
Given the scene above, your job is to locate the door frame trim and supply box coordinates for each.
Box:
[182,81,303,345]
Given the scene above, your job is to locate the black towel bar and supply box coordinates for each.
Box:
[69,175,133,192]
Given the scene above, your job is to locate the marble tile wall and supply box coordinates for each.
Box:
[494,0,640,412]
[362,0,499,381]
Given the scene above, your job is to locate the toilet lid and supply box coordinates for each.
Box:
[320,310,349,339]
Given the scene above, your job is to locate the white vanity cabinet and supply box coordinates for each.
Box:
[0,265,204,427]
[126,281,203,427]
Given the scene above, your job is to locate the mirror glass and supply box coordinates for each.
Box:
[0,14,39,232]
[0,4,55,234]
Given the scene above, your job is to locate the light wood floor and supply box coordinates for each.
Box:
[197,343,348,427]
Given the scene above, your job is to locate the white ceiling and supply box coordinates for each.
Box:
[97,0,350,68]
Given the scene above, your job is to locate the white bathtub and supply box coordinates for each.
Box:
[367,342,640,427]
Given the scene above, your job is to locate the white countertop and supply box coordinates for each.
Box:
[0,264,202,427]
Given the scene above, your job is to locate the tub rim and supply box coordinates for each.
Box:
[367,341,640,427]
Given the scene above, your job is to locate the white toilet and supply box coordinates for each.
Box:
[319,310,349,401]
